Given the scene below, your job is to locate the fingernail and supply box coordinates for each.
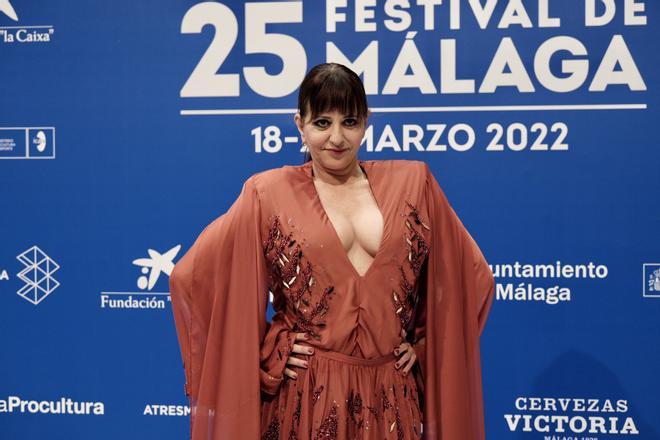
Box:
[395,363,400,368]
[308,348,314,354]
[304,361,309,367]
[304,333,310,340]
[403,371,407,376]
[394,349,399,355]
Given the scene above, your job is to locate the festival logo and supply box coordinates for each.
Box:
[99,245,181,310]
[16,246,60,305]
[642,263,660,298]
[0,0,55,44]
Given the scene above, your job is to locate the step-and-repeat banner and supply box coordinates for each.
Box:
[1,1,658,438]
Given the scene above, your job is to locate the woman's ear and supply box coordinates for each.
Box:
[294,112,307,146]
[294,112,304,135]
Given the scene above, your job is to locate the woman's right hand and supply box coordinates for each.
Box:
[283,332,315,379]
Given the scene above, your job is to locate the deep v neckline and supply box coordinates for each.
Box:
[305,160,387,281]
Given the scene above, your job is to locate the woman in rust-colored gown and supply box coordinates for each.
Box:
[169,63,495,440]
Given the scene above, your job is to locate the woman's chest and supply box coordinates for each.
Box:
[258,164,432,335]
[313,179,385,272]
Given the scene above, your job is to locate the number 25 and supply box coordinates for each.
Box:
[180,1,307,98]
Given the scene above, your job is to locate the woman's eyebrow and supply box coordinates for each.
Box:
[313,113,357,119]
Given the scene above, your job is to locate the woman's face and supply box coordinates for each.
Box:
[294,108,366,171]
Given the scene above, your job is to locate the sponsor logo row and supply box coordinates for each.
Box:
[1,246,658,307]
[1,244,181,308]
[2,393,641,437]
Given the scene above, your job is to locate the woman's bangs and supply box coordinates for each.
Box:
[307,79,363,120]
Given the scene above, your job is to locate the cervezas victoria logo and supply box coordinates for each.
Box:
[505,396,639,438]
[99,245,181,310]
[0,0,55,44]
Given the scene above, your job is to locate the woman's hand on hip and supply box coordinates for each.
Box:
[284,332,314,380]
[393,328,417,376]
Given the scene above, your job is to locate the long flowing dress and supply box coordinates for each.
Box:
[169,159,495,440]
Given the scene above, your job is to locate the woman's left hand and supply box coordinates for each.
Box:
[393,328,417,376]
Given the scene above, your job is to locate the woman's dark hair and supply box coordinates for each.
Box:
[297,63,369,163]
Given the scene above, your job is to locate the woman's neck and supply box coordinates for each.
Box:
[311,159,365,186]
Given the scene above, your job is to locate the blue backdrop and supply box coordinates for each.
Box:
[1,1,658,438]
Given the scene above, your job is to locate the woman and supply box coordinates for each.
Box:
[169,63,495,440]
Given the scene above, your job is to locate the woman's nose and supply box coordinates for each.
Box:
[329,124,344,146]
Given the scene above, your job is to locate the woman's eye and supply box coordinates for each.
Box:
[313,119,329,128]
[344,118,358,127]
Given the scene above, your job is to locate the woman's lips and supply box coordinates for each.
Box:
[326,148,348,157]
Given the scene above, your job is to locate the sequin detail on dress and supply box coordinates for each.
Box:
[392,201,430,330]
[262,416,280,440]
[264,215,337,340]
[312,385,325,406]
[392,386,405,440]
[293,389,303,426]
[366,404,381,421]
[347,390,364,428]
[288,389,303,440]
[314,403,339,440]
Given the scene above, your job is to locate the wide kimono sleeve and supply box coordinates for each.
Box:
[416,163,495,440]
[169,174,282,439]
[259,308,297,396]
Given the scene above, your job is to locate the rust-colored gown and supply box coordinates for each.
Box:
[169,159,495,440]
